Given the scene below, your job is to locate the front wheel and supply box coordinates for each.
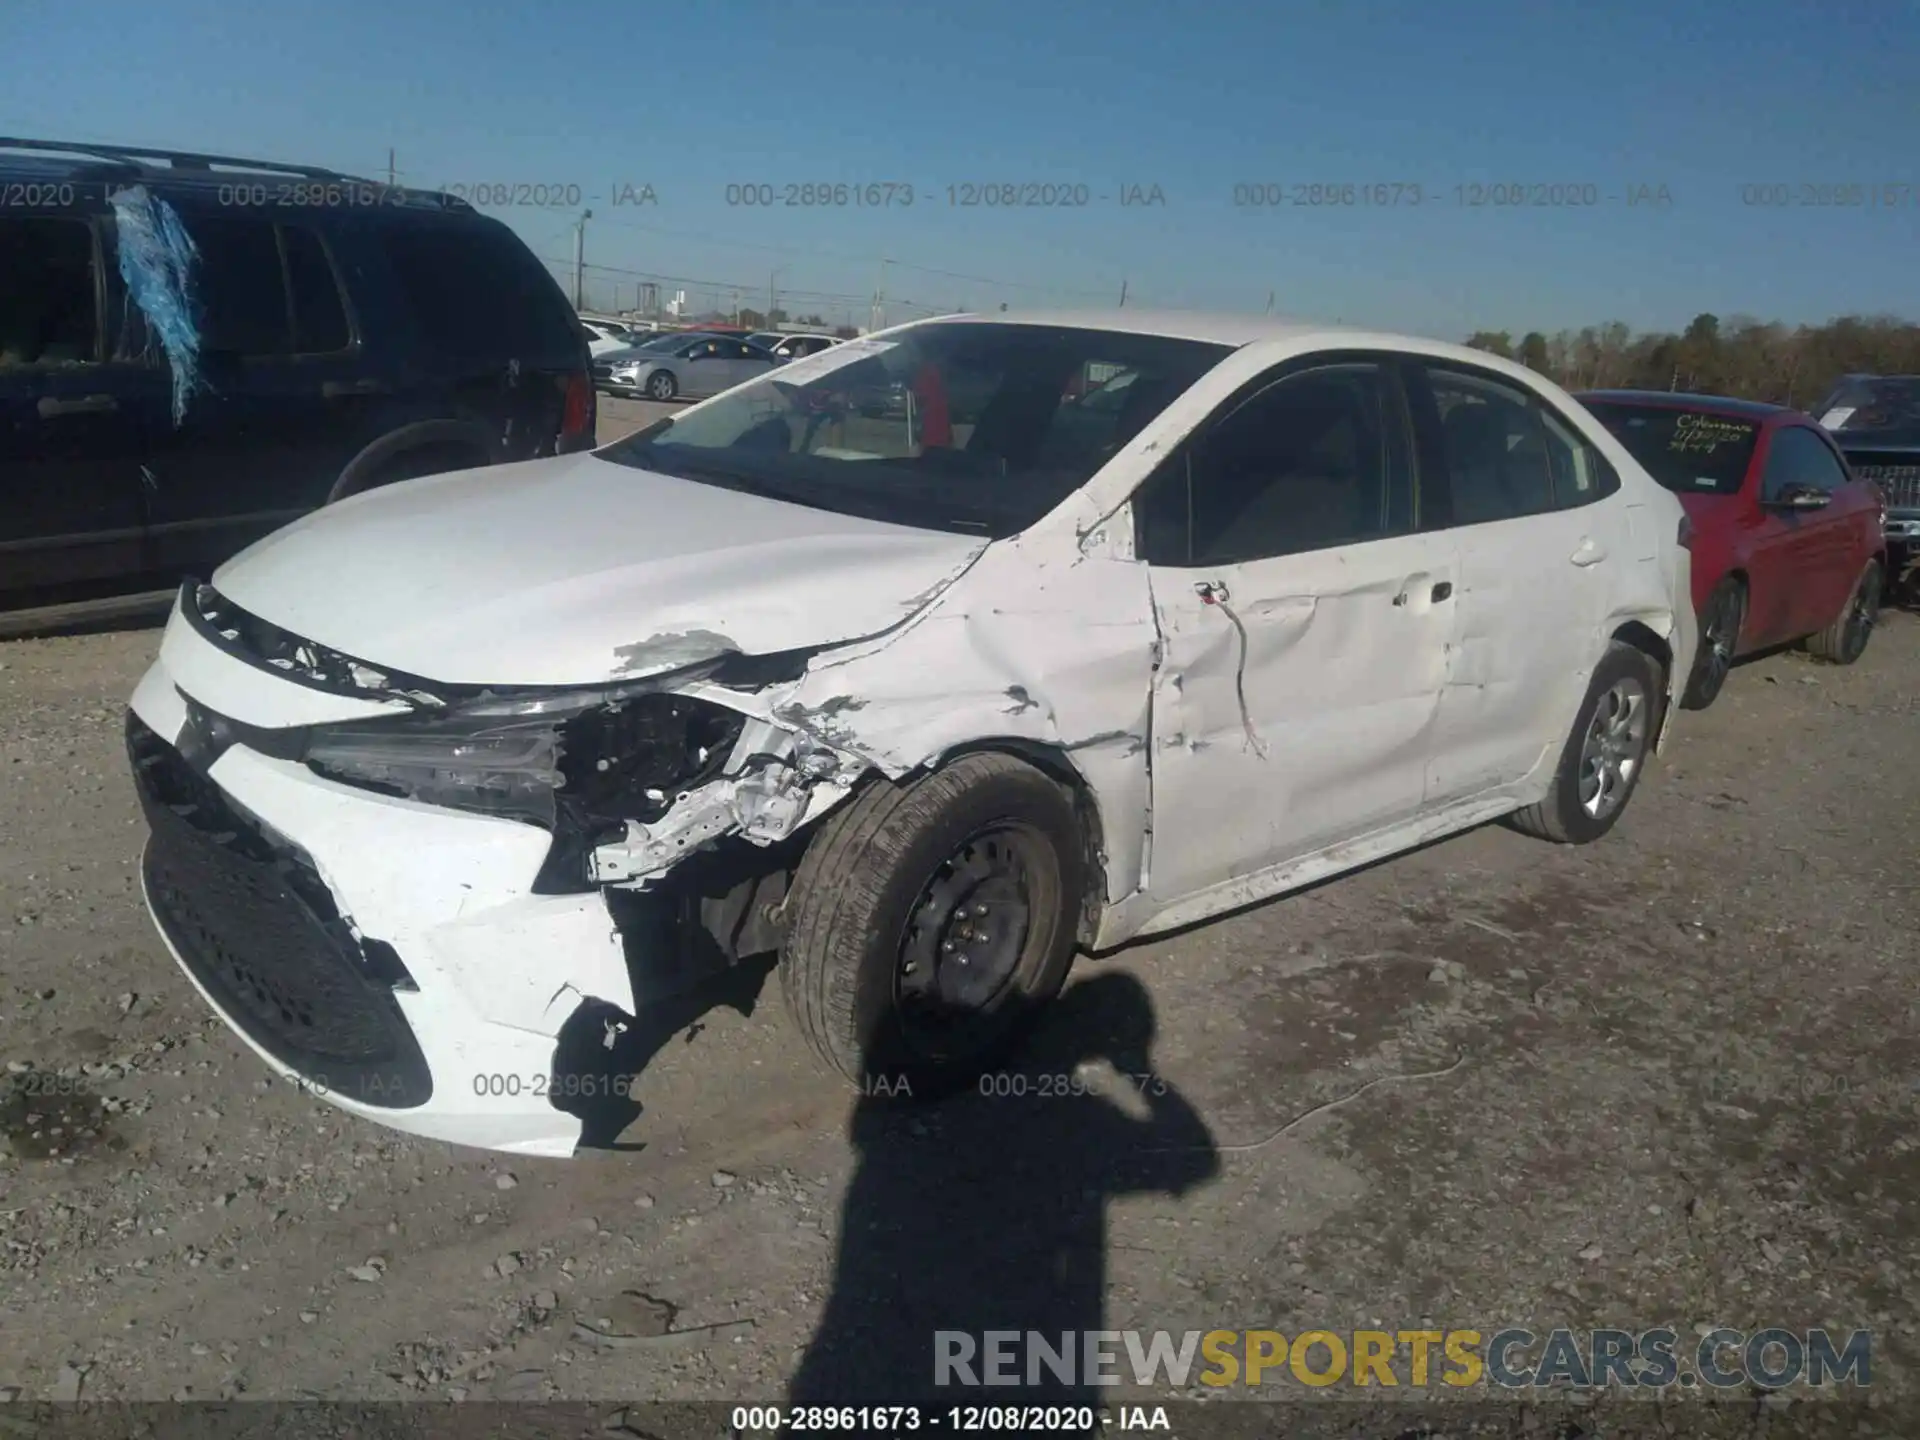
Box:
[1805,559,1881,664]
[1507,642,1663,845]
[1681,577,1745,710]
[646,370,678,401]
[778,753,1084,1096]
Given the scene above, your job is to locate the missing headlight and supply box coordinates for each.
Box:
[303,687,749,836]
[558,693,745,826]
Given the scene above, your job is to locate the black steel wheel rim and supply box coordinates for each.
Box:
[893,823,1048,1060]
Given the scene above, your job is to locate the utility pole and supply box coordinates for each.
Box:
[871,257,889,333]
[571,210,592,310]
[1265,289,1275,315]
[770,265,788,326]
[1118,278,1128,307]
[386,148,396,187]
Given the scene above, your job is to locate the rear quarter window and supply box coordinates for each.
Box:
[378,217,578,363]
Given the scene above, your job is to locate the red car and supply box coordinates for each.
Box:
[1577,391,1887,709]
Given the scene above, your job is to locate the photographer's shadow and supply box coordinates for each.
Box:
[789,970,1219,1409]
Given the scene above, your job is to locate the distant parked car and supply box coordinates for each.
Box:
[581,321,637,358]
[744,331,786,350]
[1830,434,1920,595]
[600,334,779,401]
[1579,390,1887,708]
[0,136,593,627]
[1815,374,1920,436]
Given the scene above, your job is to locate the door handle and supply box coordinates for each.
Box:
[38,393,117,417]
[1570,537,1608,567]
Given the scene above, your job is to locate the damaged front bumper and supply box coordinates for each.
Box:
[125,591,855,1157]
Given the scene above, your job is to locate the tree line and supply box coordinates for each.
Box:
[1462,313,1920,409]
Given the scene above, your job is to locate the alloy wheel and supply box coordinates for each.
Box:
[1577,678,1649,820]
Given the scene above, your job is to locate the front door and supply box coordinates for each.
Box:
[1135,357,1454,907]
[1746,425,1870,644]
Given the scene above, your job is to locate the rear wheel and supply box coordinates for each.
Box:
[1681,577,1745,710]
[1507,642,1662,845]
[779,754,1083,1095]
[1806,559,1882,665]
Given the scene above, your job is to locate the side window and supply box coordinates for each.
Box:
[0,217,100,368]
[1763,426,1851,499]
[1425,366,1557,524]
[688,341,719,360]
[725,341,757,360]
[281,226,349,353]
[1539,405,1621,509]
[1135,362,1411,567]
[379,220,577,361]
[189,215,293,356]
[1784,427,1850,493]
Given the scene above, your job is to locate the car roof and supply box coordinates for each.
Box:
[897,308,1606,390]
[1575,389,1798,423]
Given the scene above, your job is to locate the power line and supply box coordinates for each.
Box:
[578,213,1114,300]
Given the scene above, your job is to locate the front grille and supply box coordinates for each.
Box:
[591,362,614,383]
[128,713,432,1108]
[1854,463,1920,510]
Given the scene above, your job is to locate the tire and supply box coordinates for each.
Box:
[1805,559,1882,665]
[779,753,1084,1096]
[1680,577,1745,710]
[646,370,678,401]
[1507,641,1663,845]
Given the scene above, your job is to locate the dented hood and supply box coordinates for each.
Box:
[211,452,988,686]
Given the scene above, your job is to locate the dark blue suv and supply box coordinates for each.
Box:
[0,138,595,624]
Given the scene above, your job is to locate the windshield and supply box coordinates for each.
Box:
[1582,402,1760,495]
[1816,376,1920,432]
[599,321,1232,536]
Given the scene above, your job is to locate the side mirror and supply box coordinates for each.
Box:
[1768,484,1831,511]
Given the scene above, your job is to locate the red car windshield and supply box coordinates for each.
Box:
[1582,402,1759,496]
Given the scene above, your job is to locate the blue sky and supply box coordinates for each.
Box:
[4,0,1916,339]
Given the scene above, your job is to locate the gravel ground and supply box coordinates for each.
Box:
[1,535,1916,1429]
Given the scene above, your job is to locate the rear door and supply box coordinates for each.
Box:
[728,339,776,388]
[0,210,151,598]
[679,339,734,397]
[1413,361,1626,806]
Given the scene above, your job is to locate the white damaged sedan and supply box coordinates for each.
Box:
[126,311,1696,1156]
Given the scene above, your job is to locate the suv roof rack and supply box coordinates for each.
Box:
[0,137,471,212]
[0,136,358,181]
